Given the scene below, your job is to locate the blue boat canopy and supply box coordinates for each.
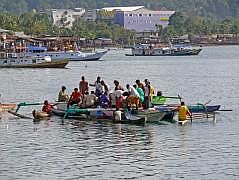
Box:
[27,46,47,52]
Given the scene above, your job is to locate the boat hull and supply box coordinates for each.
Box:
[126,49,201,56]
[188,105,220,113]
[0,59,69,68]
[69,51,107,61]
[52,108,146,125]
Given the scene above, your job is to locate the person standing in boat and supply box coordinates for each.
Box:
[101,80,109,95]
[90,76,103,97]
[68,88,82,106]
[177,101,192,121]
[113,80,124,109]
[126,84,140,109]
[79,76,89,95]
[58,86,69,102]
[144,79,154,109]
[133,84,144,107]
[135,80,145,92]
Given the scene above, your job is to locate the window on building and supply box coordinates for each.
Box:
[149,14,152,16]
[139,14,142,16]
[129,14,132,16]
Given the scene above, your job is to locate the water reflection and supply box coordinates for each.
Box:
[0,46,239,179]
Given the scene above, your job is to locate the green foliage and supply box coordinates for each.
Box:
[163,13,239,38]
[0,0,239,19]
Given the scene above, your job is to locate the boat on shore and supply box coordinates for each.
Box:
[24,46,108,61]
[125,44,202,56]
[0,52,69,68]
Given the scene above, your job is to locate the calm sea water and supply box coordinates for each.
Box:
[0,46,239,179]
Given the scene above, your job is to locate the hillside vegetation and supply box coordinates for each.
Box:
[0,0,238,19]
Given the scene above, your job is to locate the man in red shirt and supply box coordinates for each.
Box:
[42,100,53,114]
[69,88,82,106]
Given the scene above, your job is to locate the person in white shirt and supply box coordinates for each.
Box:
[126,84,140,109]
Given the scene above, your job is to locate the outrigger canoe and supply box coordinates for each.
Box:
[52,107,147,125]
[52,103,176,124]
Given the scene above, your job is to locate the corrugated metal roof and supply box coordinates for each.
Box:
[101,6,144,12]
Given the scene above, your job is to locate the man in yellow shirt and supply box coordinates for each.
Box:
[178,102,192,121]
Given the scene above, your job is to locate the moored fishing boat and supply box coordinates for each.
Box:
[125,44,202,56]
[0,52,69,68]
[24,46,108,61]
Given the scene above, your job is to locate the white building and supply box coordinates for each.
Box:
[46,8,86,28]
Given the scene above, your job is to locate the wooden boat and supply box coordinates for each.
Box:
[0,52,69,68]
[52,107,146,125]
[188,104,220,113]
[0,103,16,112]
[53,102,175,123]
[155,104,220,113]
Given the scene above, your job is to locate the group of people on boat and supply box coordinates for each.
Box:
[56,76,156,110]
[40,76,191,121]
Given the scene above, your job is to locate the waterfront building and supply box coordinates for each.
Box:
[45,8,85,28]
[114,7,175,32]
[98,6,144,24]
[83,9,97,22]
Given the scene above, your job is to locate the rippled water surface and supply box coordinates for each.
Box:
[0,46,239,179]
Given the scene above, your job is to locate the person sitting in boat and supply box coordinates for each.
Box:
[100,92,110,108]
[90,76,103,97]
[85,91,97,108]
[68,88,82,106]
[58,86,69,102]
[42,100,53,114]
[177,101,192,121]
[114,80,124,91]
[126,84,140,109]
[79,76,89,95]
